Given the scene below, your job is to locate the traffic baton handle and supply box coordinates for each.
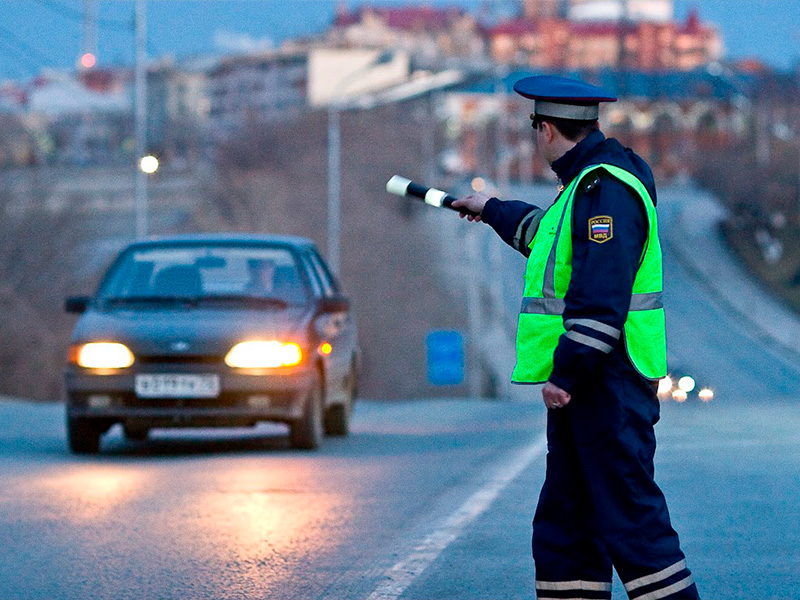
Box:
[385,175,479,217]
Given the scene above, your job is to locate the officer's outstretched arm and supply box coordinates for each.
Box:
[481,198,544,257]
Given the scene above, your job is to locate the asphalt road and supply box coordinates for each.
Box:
[1,187,800,599]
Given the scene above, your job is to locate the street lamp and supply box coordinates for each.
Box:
[139,155,159,175]
[80,53,97,69]
[327,50,395,276]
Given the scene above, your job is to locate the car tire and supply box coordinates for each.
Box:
[123,424,150,442]
[67,417,102,454]
[324,365,356,437]
[290,373,324,450]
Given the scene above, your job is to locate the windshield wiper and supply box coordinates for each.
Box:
[104,295,199,307]
[196,295,290,309]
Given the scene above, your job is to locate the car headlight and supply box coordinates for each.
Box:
[224,341,302,369]
[73,342,135,369]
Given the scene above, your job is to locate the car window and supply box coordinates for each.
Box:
[306,251,337,296]
[99,245,310,305]
[300,253,324,297]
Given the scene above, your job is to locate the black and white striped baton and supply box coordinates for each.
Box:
[385,175,478,217]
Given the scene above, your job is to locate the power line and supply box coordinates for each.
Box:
[0,38,43,73]
[28,0,133,32]
[0,25,52,67]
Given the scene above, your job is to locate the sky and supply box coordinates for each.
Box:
[0,0,798,81]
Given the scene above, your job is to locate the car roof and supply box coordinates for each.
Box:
[124,233,317,251]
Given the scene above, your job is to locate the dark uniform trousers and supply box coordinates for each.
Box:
[532,358,700,600]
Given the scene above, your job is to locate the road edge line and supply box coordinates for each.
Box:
[364,434,547,600]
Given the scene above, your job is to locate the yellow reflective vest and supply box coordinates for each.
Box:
[512,163,667,384]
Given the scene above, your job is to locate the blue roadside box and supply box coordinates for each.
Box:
[426,330,465,386]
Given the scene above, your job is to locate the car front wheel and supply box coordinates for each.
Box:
[67,417,102,454]
[324,365,356,436]
[290,373,324,450]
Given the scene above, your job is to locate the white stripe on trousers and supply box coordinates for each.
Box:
[536,579,612,592]
[625,560,687,592]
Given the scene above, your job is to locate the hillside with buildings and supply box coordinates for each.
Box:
[1,0,798,400]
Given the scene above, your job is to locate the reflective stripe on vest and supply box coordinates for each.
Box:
[511,163,667,384]
[520,291,664,314]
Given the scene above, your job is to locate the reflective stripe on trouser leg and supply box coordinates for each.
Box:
[536,578,612,600]
[624,559,698,600]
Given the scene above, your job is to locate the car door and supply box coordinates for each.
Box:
[303,250,354,405]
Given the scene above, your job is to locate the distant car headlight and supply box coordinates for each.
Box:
[678,376,696,393]
[657,376,673,397]
[224,341,302,369]
[73,342,135,369]
[698,388,714,402]
[671,389,688,403]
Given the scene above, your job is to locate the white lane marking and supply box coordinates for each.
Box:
[365,435,547,600]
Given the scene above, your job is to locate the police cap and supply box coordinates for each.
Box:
[513,75,617,121]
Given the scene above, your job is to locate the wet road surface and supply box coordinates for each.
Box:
[2,188,800,599]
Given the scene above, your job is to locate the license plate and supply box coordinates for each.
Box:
[134,374,220,399]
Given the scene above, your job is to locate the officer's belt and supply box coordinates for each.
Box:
[520,292,663,315]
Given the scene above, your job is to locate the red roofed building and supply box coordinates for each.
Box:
[673,9,724,70]
[328,5,485,63]
[490,18,570,68]
[487,7,722,71]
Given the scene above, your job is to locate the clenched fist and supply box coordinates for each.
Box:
[451,193,490,222]
[542,381,571,410]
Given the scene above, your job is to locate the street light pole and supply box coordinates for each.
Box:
[327,104,342,276]
[325,51,395,276]
[134,0,148,239]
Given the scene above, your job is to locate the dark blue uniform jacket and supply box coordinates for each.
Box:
[482,130,658,394]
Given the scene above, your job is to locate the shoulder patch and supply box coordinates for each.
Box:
[588,215,613,243]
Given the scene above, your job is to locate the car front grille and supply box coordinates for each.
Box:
[119,392,296,409]
[137,355,222,365]
[69,391,296,410]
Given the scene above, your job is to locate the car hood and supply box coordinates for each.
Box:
[71,306,314,355]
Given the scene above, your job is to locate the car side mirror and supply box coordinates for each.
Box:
[64,296,91,314]
[319,295,350,313]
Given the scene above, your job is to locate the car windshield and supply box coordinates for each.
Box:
[99,244,310,307]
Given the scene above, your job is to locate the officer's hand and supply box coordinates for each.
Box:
[542,381,571,410]
[452,193,490,222]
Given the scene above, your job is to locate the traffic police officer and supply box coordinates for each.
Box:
[453,76,701,600]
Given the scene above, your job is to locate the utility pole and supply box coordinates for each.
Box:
[82,0,97,64]
[134,0,148,239]
[618,0,631,71]
[465,224,483,398]
[424,91,437,187]
[326,104,342,275]
[755,99,771,167]
[326,50,394,276]
[492,66,509,325]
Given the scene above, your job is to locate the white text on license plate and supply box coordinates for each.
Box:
[134,374,220,399]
